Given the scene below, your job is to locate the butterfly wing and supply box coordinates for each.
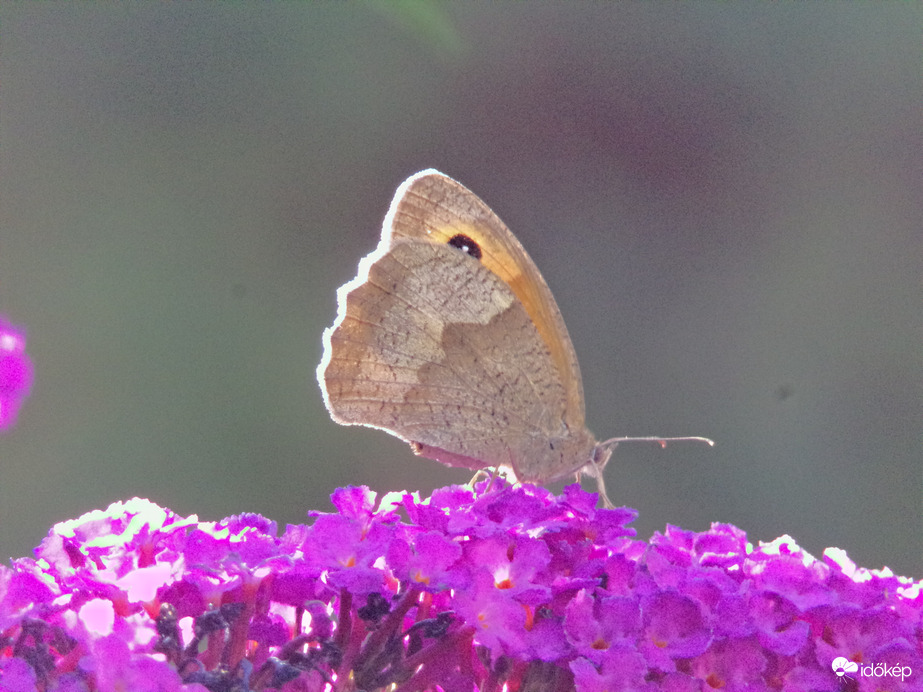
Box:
[319,239,595,480]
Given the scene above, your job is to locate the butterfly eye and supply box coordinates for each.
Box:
[447,234,482,260]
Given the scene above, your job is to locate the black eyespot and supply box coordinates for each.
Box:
[447,233,482,260]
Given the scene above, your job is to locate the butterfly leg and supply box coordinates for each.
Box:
[581,462,615,509]
[468,468,494,494]
[469,467,521,497]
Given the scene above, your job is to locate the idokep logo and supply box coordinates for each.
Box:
[831,657,858,679]
[831,656,913,683]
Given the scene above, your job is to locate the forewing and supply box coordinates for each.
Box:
[383,170,587,429]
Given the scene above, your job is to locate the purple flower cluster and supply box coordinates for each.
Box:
[0,484,920,692]
[0,316,33,433]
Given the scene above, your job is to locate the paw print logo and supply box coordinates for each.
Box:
[832,657,858,679]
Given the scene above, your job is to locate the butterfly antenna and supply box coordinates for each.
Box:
[599,435,714,451]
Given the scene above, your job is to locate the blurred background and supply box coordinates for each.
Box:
[1,4,919,576]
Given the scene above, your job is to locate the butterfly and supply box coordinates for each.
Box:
[318,170,711,505]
